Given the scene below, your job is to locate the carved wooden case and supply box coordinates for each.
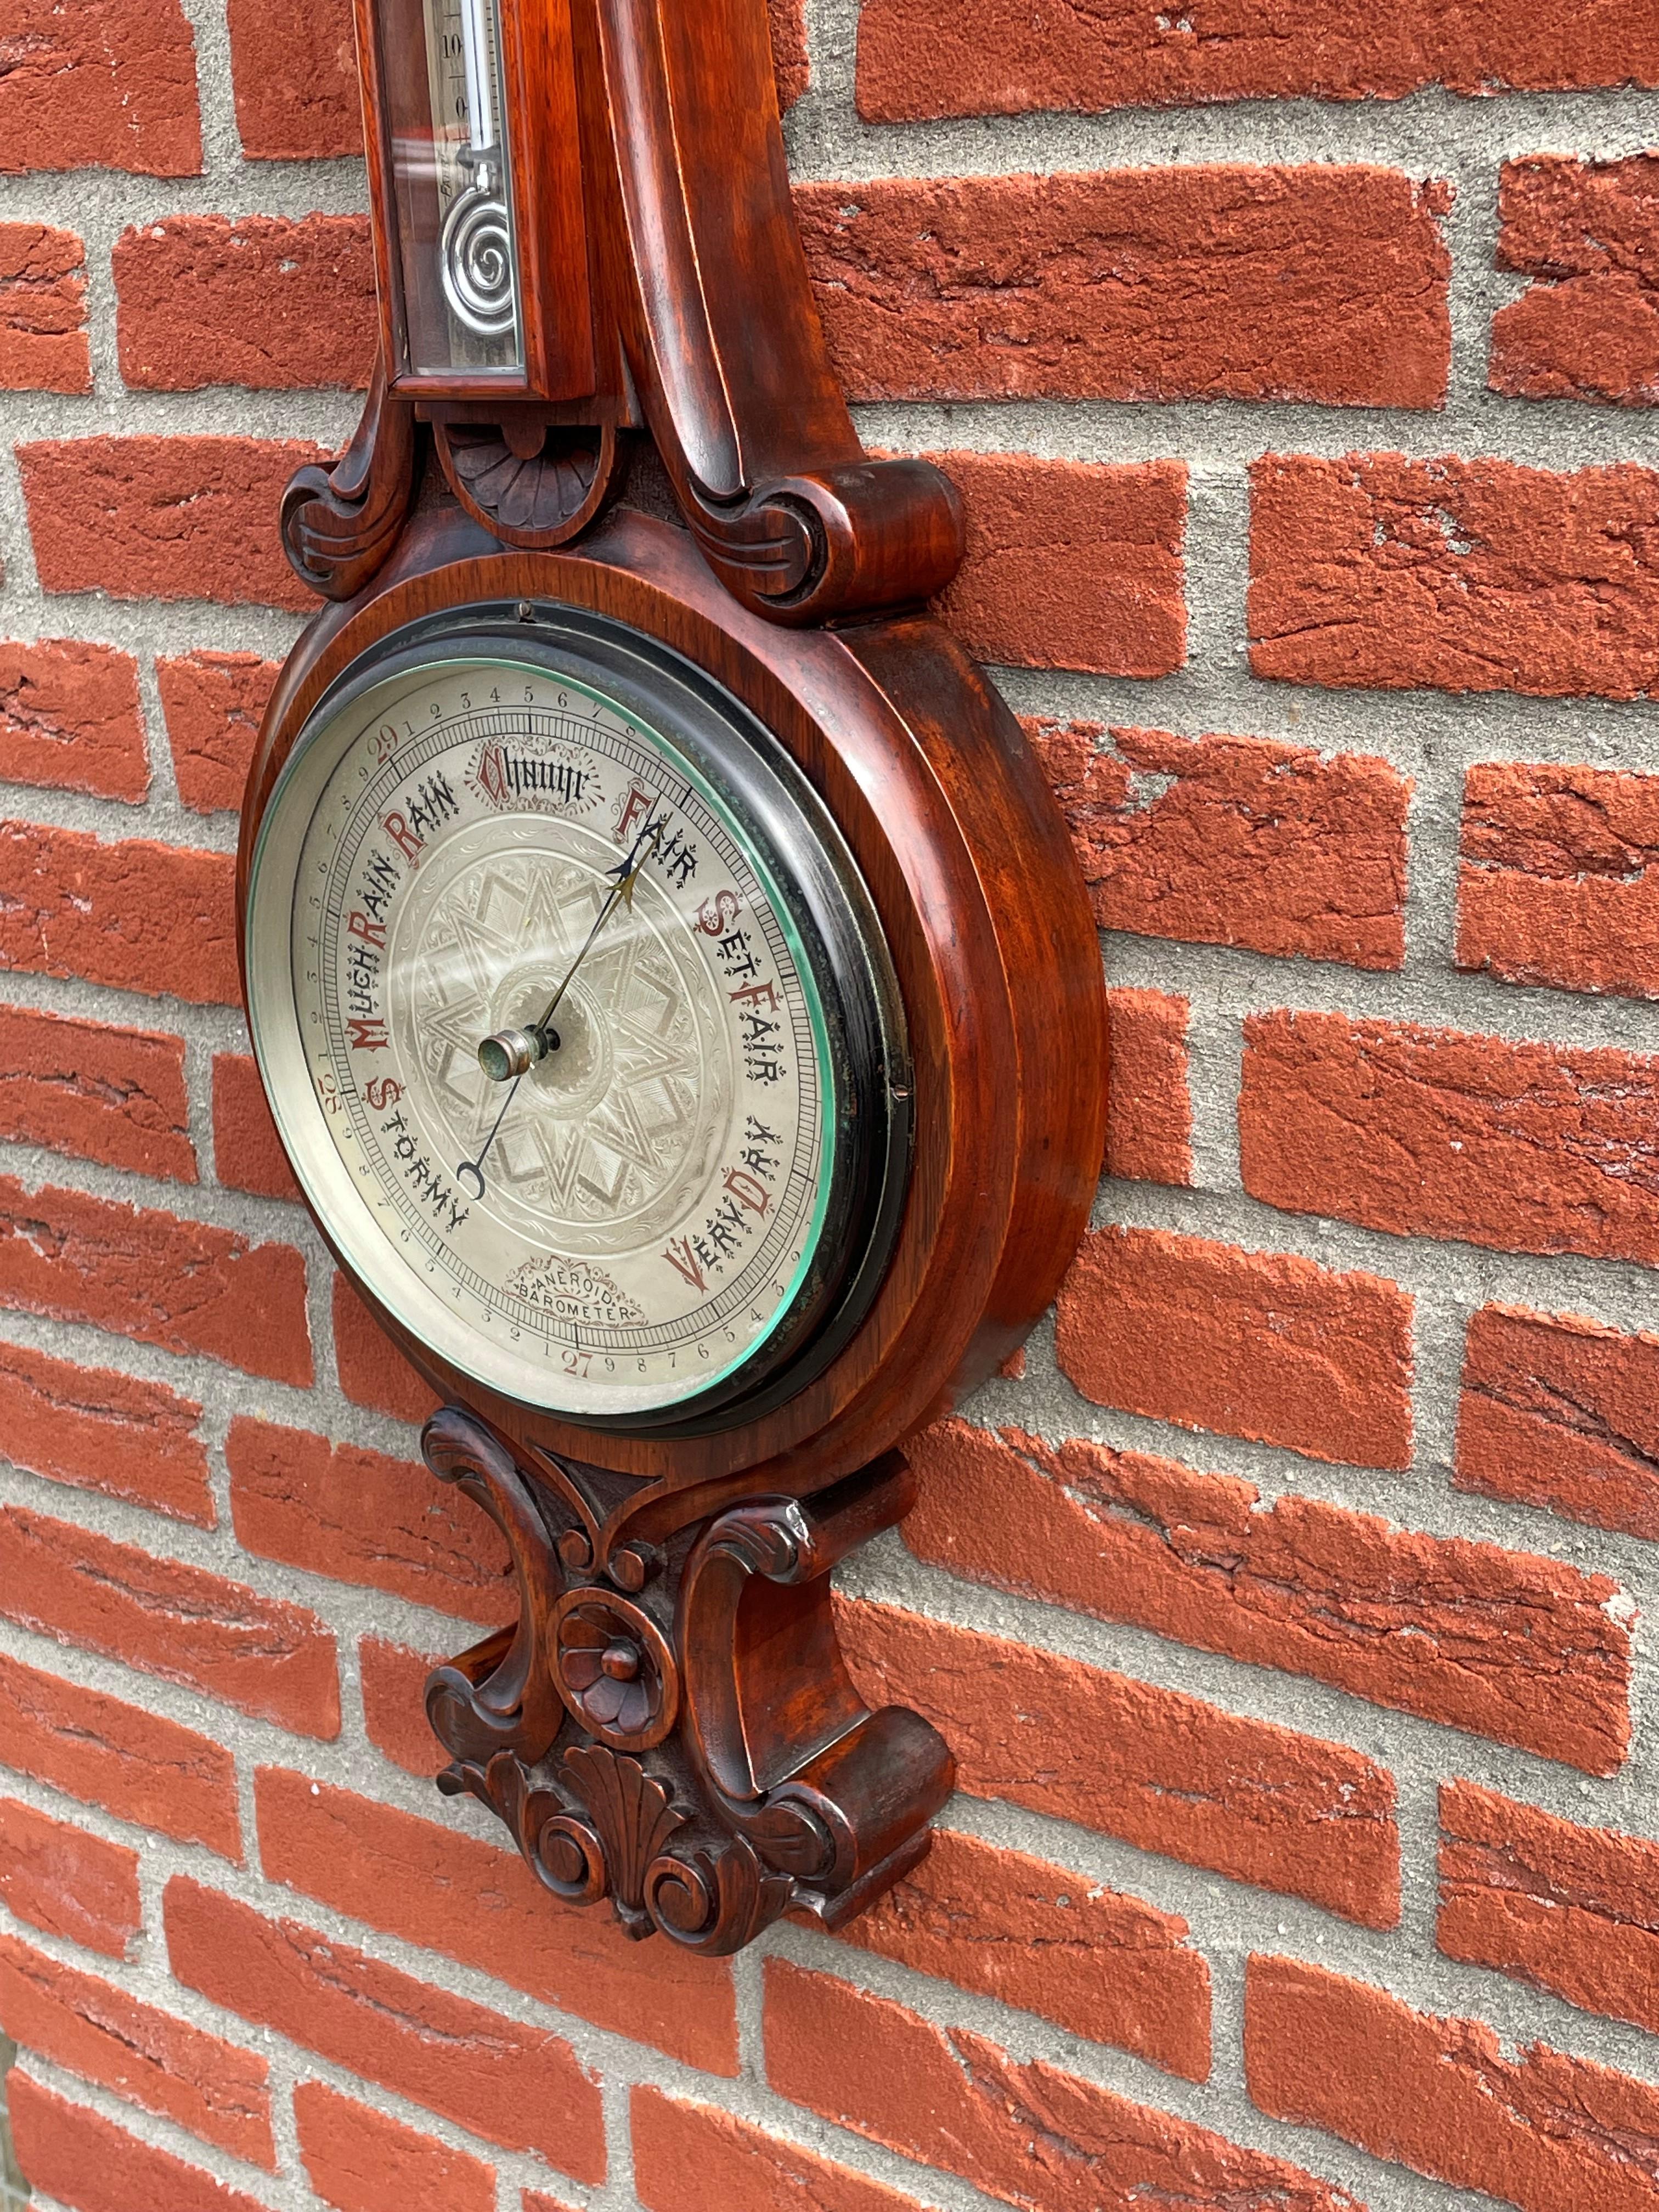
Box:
[239,0,1108,1953]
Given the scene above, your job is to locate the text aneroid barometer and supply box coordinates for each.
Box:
[239,0,1107,1954]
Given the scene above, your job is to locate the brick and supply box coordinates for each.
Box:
[6,2073,266,2212]
[165,1875,607,2181]
[0,821,238,1005]
[1242,1008,1659,1267]
[19,437,327,612]
[0,1934,273,2165]
[228,0,360,157]
[0,1006,193,1180]
[1056,1224,1413,1468]
[0,2,202,177]
[212,1054,299,1202]
[358,1634,447,1775]
[927,453,1186,676]
[0,224,90,393]
[856,0,1659,120]
[1103,989,1190,1184]
[116,215,376,391]
[802,169,1448,409]
[1246,1952,1659,2212]
[907,1420,1632,1774]
[1029,721,1409,970]
[768,0,808,106]
[0,1505,340,1737]
[839,1598,1398,1927]
[1457,1302,1659,1542]
[0,1176,312,1383]
[1457,758,1659,997]
[1492,154,1659,407]
[0,640,145,802]
[633,2086,928,2212]
[225,0,801,159]
[227,1418,513,1626]
[158,651,279,815]
[295,2081,493,2212]
[840,1825,1211,2080]
[0,1651,240,1858]
[768,1960,1361,2212]
[255,1766,740,2075]
[0,1336,211,1526]
[1249,453,1659,699]
[0,1798,140,1960]
[1439,1780,1659,2035]
[334,1274,442,1425]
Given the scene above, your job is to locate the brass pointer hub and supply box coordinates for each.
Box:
[476,1022,560,1083]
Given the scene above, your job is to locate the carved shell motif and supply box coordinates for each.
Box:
[433,422,618,549]
[561,1744,685,1921]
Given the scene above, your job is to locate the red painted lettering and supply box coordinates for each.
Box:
[381,811,423,862]
[617,786,653,844]
[662,1237,707,1291]
[696,889,742,936]
[723,1168,772,1217]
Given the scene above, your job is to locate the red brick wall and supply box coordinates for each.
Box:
[1,7,1657,2212]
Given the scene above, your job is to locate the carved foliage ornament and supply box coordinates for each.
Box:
[236,0,1107,1953]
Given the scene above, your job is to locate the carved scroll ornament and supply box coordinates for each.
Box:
[423,1407,952,1954]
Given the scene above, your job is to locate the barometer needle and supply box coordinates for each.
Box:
[527,814,664,1046]
[456,815,665,1199]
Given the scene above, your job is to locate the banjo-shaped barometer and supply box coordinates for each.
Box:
[238,0,1108,1953]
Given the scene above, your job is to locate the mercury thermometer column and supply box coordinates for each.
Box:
[437,0,518,341]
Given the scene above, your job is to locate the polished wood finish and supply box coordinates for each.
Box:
[244,508,1105,1533]
[431,416,619,545]
[280,365,419,600]
[245,0,1109,1948]
[425,1408,952,1951]
[305,0,962,611]
[500,0,596,398]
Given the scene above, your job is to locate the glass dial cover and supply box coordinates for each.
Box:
[245,610,907,1429]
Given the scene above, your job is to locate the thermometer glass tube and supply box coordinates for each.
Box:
[381,0,525,375]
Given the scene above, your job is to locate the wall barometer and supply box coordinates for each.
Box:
[239,0,1108,1952]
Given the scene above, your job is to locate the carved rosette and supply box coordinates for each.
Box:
[419,1409,953,1955]
[550,1588,679,1751]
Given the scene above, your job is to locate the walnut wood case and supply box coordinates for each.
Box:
[237,0,1107,1954]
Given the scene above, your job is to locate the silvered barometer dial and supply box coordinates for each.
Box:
[245,606,909,1427]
